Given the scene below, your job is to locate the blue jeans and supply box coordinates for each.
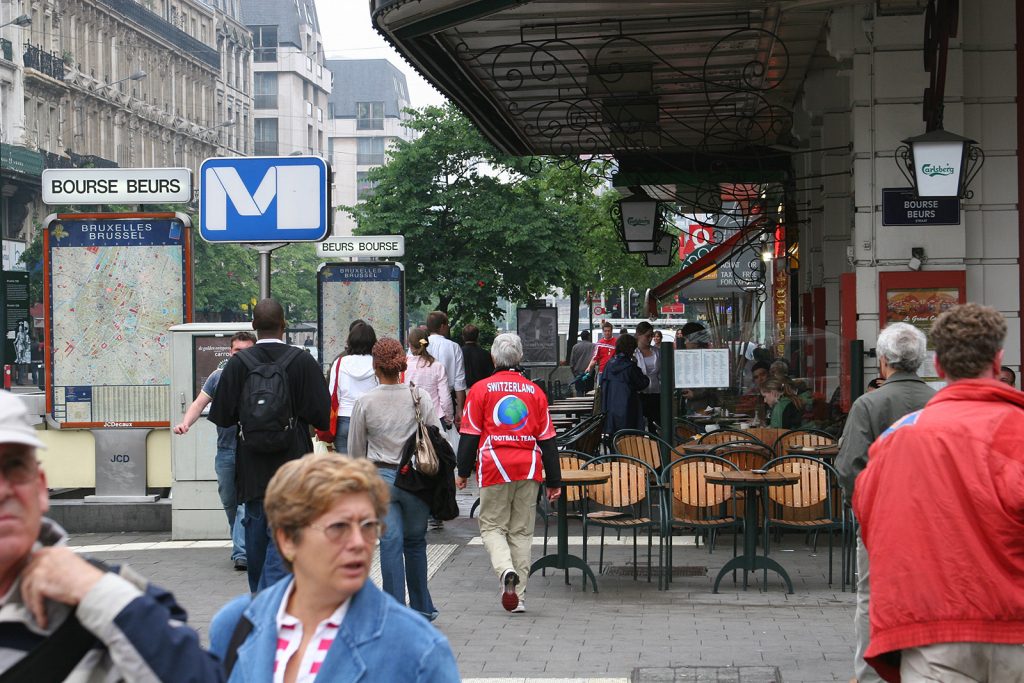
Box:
[333,416,351,454]
[214,448,246,563]
[375,467,436,620]
[243,500,289,593]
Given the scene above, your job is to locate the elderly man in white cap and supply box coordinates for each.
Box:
[0,390,222,680]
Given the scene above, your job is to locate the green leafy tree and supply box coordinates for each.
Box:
[347,104,575,328]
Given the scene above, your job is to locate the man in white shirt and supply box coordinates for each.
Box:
[425,311,466,443]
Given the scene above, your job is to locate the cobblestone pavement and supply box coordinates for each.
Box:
[67,488,856,683]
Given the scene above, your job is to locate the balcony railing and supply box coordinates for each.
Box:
[0,38,12,62]
[97,0,219,71]
[23,43,65,80]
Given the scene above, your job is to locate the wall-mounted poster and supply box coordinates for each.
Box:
[516,307,559,367]
[879,271,966,384]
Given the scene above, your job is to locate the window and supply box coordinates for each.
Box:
[356,101,384,130]
[356,171,377,200]
[254,118,278,155]
[251,25,277,62]
[305,101,312,117]
[253,73,277,109]
[316,107,322,123]
[357,137,385,165]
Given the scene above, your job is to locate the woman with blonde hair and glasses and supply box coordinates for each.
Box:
[209,454,459,682]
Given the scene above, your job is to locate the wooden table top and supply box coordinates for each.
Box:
[676,441,719,454]
[786,444,839,457]
[560,470,611,486]
[704,470,801,486]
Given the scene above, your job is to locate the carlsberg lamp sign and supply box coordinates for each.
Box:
[912,139,964,197]
[618,195,659,249]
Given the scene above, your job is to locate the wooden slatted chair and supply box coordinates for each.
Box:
[660,455,741,587]
[709,443,772,471]
[697,428,770,451]
[763,455,845,586]
[675,418,704,443]
[611,429,678,474]
[580,454,664,589]
[772,429,837,457]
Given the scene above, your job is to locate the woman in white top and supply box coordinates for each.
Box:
[633,321,661,431]
[327,321,378,453]
[405,328,454,430]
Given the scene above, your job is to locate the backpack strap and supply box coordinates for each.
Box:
[222,614,255,679]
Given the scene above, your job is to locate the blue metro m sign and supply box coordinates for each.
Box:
[199,156,330,243]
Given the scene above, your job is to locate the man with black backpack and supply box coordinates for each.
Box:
[210,299,330,592]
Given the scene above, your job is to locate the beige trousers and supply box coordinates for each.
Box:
[478,479,540,597]
[901,642,1024,682]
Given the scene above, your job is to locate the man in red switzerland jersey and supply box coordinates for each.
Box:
[456,333,561,614]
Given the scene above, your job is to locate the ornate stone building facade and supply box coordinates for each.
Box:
[1,0,253,246]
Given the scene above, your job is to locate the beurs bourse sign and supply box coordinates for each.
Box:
[881,188,960,226]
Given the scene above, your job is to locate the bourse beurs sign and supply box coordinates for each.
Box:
[882,187,960,226]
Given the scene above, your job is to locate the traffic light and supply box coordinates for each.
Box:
[629,289,639,318]
[609,287,621,317]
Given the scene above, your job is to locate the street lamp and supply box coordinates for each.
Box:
[616,191,660,253]
[895,128,985,199]
[103,70,147,90]
[0,15,31,29]
[644,232,676,267]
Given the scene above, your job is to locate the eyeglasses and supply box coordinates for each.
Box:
[308,518,382,544]
[0,453,38,485]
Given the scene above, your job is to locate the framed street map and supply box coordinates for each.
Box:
[318,262,405,373]
[44,213,191,428]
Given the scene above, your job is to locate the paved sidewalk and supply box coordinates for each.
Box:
[67,490,856,682]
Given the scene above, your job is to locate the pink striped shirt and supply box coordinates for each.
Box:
[273,581,350,682]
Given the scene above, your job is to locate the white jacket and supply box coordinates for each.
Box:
[329,354,378,417]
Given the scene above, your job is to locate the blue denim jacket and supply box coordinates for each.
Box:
[209,577,460,682]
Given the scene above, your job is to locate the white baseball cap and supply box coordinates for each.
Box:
[0,391,45,449]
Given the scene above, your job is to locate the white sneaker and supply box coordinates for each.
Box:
[511,599,526,613]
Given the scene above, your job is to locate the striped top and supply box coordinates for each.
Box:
[273,581,350,683]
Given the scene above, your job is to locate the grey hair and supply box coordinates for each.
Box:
[491,332,523,369]
[876,322,928,373]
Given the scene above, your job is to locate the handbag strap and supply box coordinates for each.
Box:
[409,384,424,425]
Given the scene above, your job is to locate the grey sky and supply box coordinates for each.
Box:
[317,2,448,108]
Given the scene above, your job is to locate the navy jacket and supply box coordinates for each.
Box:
[600,353,650,435]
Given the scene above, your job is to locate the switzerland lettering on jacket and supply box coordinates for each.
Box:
[460,370,555,487]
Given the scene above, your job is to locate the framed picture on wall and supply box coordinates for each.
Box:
[878,270,966,382]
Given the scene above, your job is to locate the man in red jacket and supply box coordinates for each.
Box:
[854,303,1024,682]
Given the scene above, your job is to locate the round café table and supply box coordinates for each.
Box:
[786,444,839,460]
[529,469,610,593]
[704,469,801,594]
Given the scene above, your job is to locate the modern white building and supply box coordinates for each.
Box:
[241,0,330,159]
[324,58,412,237]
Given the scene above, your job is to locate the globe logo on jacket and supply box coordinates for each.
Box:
[493,395,529,431]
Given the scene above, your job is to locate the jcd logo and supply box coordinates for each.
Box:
[199,156,329,243]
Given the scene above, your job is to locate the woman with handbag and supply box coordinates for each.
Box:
[323,320,378,453]
[348,337,442,621]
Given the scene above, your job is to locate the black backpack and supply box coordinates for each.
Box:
[236,345,302,454]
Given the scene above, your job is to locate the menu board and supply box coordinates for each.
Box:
[674,348,731,388]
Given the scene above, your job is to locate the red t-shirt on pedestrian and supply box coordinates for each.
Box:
[590,336,617,373]
[460,370,556,487]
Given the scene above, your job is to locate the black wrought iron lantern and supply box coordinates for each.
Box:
[644,231,676,267]
[616,194,661,253]
[895,128,984,199]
